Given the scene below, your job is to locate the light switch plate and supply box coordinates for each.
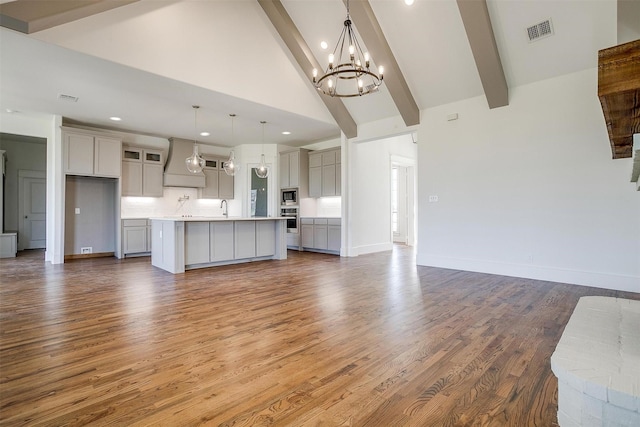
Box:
[75,208,80,214]
[429,195,439,202]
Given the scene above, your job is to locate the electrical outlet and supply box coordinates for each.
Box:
[75,208,80,214]
[81,247,92,254]
[429,195,439,202]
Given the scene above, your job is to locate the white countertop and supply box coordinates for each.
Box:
[149,216,286,222]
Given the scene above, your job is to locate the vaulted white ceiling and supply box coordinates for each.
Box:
[0,0,628,148]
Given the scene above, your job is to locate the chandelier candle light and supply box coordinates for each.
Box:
[186,105,205,174]
[223,114,239,176]
[312,0,384,97]
[255,121,269,179]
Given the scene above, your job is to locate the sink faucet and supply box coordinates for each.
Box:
[220,199,228,218]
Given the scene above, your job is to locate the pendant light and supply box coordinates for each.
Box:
[223,114,239,176]
[185,105,205,174]
[255,121,269,179]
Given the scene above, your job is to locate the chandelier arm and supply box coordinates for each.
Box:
[331,25,349,72]
[331,24,347,59]
[351,28,368,68]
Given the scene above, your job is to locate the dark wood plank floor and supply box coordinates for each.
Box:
[1,247,638,426]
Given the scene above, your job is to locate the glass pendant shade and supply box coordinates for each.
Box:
[223,114,239,176]
[186,105,204,174]
[186,144,205,174]
[255,154,269,179]
[223,150,238,176]
[254,120,269,179]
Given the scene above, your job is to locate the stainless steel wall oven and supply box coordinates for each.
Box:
[280,207,298,233]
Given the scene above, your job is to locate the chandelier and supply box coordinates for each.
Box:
[312,0,384,97]
[185,105,205,174]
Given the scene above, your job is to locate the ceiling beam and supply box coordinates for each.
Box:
[345,0,420,127]
[456,0,509,109]
[258,0,358,139]
[0,0,138,34]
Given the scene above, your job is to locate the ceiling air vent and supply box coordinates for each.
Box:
[58,93,79,102]
[527,19,554,42]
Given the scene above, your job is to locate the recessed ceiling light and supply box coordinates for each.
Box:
[5,109,19,113]
[320,41,328,49]
[282,131,291,135]
[109,116,122,121]
[200,131,210,137]
[405,0,414,5]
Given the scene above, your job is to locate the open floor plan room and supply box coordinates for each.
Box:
[1,247,638,426]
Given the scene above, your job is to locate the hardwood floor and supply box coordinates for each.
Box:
[1,247,638,426]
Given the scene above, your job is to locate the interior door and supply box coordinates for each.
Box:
[20,175,46,250]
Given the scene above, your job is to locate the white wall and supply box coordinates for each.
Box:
[417,68,640,292]
[347,134,417,256]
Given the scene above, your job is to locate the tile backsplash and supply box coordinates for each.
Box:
[121,187,240,219]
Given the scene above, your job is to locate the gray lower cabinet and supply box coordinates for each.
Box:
[301,221,314,247]
[313,219,328,250]
[122,219,151,256]
[300,217,341,254]
[210,221,234,262]
[328,221,341,252]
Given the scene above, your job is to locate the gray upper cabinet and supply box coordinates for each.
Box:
[64,130,121,178]
[309,148,341,198]
[199,157,234,199]
[279,148,309,197]
[121,147,163,197]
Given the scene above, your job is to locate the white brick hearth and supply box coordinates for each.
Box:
[551,296,640,427]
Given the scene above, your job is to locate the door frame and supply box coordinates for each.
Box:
[18,169,46,250]
[390,155,416,247]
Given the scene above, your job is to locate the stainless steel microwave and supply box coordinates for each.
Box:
[281,189,297,205]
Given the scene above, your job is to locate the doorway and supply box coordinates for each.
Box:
[391,163,415,246]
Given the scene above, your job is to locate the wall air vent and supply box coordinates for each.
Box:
[58,93,79,102]
[527,19,554,42]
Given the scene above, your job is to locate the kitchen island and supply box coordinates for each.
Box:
[150,217,287,274]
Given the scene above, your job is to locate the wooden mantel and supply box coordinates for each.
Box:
[598,39,640,159]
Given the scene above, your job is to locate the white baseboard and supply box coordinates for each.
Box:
[350,242,394,257]
[416,253,640,293]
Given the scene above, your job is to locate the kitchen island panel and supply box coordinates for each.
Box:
[210,221,234,262]
[151,218,286,274]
